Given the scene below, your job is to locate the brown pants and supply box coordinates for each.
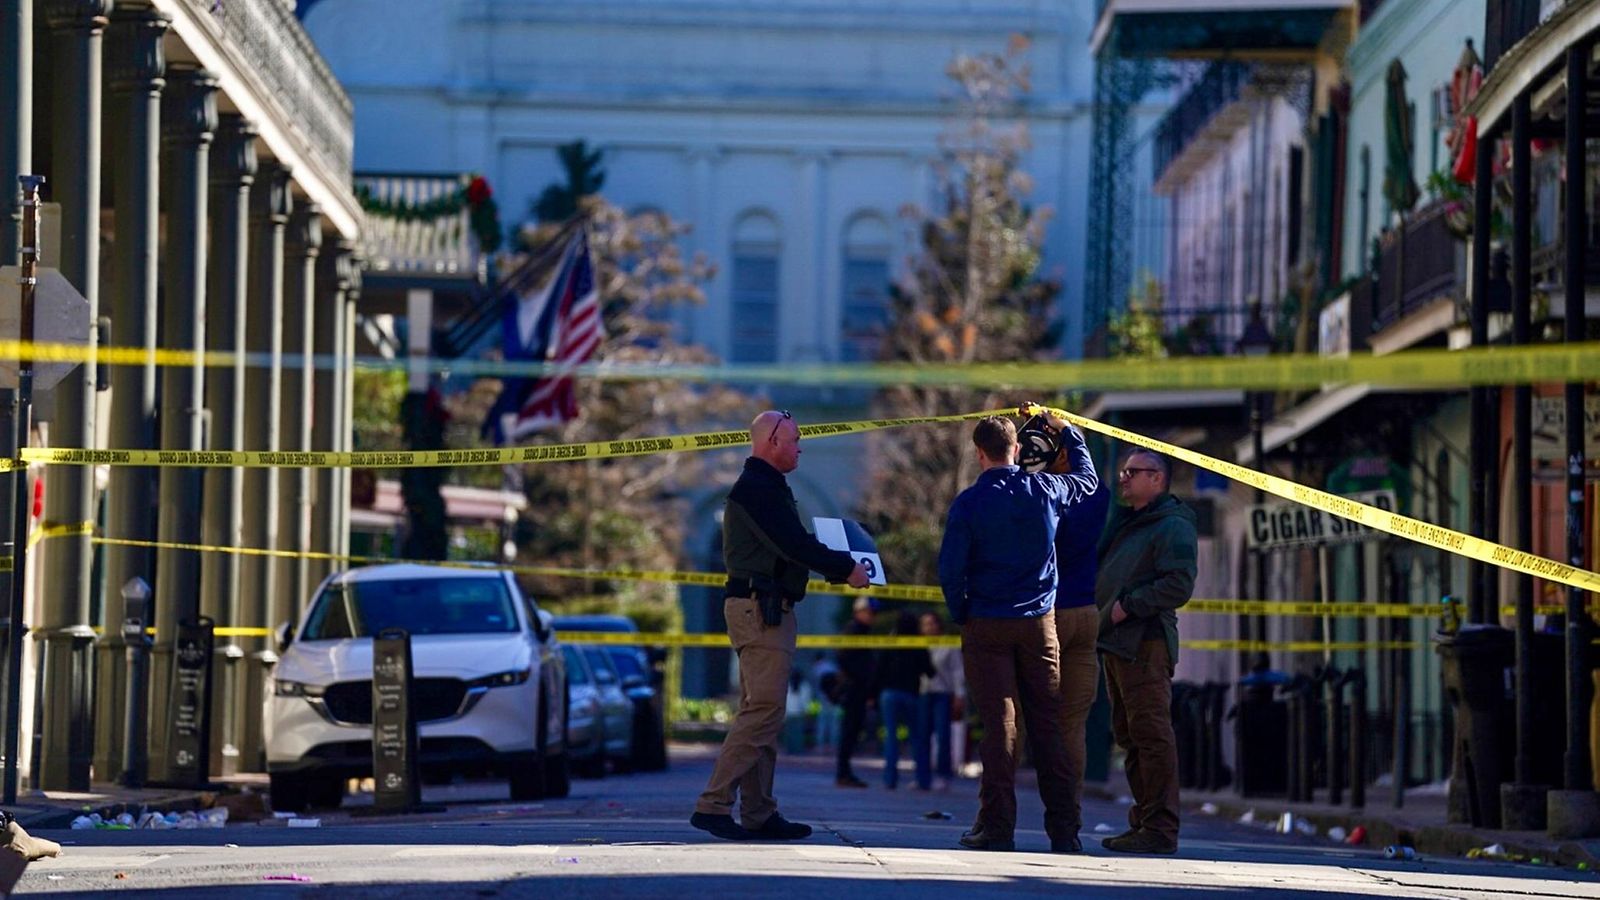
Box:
[695,596,795,829]
[1054,605,1100,832]
[1103,639,1180,842]
[962,613,1076,843]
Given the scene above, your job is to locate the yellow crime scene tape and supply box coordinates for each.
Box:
[559,631,1413,653]
[16,410,1005,470]
[1029,404,1600,597]
[4,337,1600,393]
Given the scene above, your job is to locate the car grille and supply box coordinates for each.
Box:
[319,678,469,725]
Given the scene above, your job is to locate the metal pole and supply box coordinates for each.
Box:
[1468,122,1494,625]
[1253,393,1268,665]
[1562,43,1589,794]
[5,174,43,806]
[1511,92,1534,788]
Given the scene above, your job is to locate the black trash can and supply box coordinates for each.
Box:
[1437,625,1514,828]
[1233,670,1289,797]
[1172,681,1200,788]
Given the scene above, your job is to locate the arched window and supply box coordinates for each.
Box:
[840,213,891,362]
[729,211,781,363]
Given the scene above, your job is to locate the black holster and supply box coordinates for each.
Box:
[752,575,786,627]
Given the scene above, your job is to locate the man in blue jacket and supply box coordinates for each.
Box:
[938,409,1099,852]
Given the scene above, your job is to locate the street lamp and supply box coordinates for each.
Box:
[1238,306,1274,672]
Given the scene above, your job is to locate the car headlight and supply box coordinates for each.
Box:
[273,680,326,698]
[468,667,532,689]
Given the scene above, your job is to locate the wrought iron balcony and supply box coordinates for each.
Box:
[1364,200,1466,334]
[175,0,354,184]
[1154,62,1252,186]
[355,173,486,281]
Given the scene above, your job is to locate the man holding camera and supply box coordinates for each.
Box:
[691,410,870,842]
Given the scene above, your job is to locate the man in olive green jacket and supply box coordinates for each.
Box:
[1095,448,1197,854]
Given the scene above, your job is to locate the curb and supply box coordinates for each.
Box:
[1187,794,1600,869]
[12,789,224,831]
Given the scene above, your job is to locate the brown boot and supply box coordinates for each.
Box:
[1102,828,1177,854]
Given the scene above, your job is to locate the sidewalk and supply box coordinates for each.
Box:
[6,774,268,831]
[1169,783,1600,868]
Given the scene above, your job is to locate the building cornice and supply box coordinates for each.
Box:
[153,0,360,239]
[466,0,1074,36]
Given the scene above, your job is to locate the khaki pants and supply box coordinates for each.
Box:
[695,596,796,829]
[1104,639,1180,843]
[1054,604,1100,833]
[962,613,1076,843]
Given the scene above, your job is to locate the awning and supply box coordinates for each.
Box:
[1233,384,1415,465]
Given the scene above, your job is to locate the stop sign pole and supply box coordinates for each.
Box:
[4,174,42,805]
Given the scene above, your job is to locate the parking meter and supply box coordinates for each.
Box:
[121,577,151,787]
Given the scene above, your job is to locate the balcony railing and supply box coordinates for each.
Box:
[1154,62,1252,185]
[1366,200,1466,333]
[179,0,354,182]
[355,173,485,280]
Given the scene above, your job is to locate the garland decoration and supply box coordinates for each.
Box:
[356,173,502,253]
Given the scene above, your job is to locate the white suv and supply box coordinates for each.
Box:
[265,564,568,810]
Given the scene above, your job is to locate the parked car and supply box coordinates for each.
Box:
[552,614,669,771]
[266,564,570,811]
[578,644,636,768]
[561,644,607,778]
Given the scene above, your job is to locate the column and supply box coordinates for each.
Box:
[336,261,361,562]
[309,238,353,588]
[237,159,289,772]
[37,0,112,793]
[147,63,216,784]
[94,0,169,785]
[276,204,319,628]
[0,0,30,801]
[200,113,255,777]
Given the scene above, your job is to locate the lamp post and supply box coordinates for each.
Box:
[1238,306,1274,678]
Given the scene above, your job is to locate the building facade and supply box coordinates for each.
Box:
[3,0,360,788]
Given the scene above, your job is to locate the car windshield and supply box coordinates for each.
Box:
[607,648,648,682]
[562,645,591,685]
[582,646,619,685]
[300,576,518,639]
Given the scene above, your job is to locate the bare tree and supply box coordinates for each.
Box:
[855,36,1062,587]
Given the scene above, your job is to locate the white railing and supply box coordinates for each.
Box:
[355,173,483,279]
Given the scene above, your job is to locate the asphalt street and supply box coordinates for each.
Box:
[13,746,1600,898]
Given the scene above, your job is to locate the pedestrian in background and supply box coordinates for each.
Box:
[916,611,964,791]
[691,410,870,842]
[834,597,877,788]
[1096,448,1197,855]
[809,654,842,749]
[938,409,1100,853]
[874,610,933,790]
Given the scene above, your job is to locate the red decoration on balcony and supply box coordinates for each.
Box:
[1453,116,1477,184]
[466,175,492,206]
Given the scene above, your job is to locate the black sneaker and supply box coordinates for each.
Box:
[1051,836,1083,853]
[747,813,812,840]
[690,812,751,841]
[835,775,868,789]
[958,827,1015,852]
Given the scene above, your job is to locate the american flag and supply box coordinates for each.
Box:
[484,231,601,443]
